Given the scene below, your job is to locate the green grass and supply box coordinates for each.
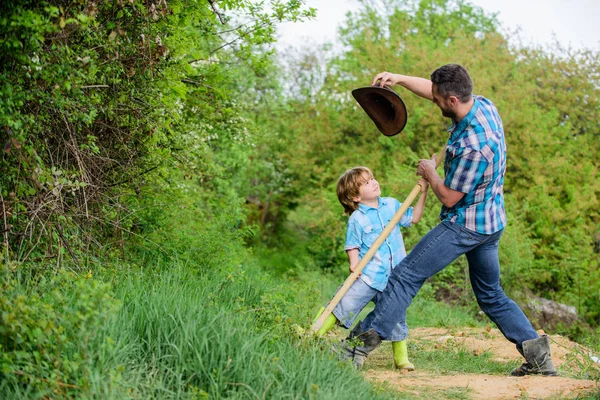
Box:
[97,263,399,399]
[0,259,400,399]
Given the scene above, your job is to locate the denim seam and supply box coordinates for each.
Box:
[400,224,448,274]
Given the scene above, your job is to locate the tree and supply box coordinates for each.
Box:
[0,0,314,265]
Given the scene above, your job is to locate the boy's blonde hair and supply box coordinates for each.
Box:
[336,166,374,216]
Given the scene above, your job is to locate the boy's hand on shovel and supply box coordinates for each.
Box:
[349,262,362,278]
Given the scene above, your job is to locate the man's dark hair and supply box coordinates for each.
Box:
[430,64,473,103]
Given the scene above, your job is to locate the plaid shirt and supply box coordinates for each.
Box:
[344,197,413,291]
[441,95,507,234]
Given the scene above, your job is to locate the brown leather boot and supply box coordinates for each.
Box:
[511,335,557,376]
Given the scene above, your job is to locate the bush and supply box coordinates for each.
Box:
[0,265,120,397]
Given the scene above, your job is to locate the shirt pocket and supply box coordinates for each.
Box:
[362,225,384,248]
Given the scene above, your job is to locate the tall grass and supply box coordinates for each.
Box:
[99,262,394,399]
[0,258,395,399]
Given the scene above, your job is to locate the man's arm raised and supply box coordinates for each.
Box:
[372,71,433,101]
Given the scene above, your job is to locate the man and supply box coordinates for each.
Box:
[341,64,556,376]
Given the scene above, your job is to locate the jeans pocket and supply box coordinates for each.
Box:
[457,226,482,247]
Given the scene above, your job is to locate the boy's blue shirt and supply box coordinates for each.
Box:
[344,196,413,291]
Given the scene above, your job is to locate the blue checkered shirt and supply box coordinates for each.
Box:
[441,95,507,234]
[344,197,414,291]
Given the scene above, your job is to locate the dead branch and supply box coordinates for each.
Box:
[188,20,271,64]
[208,21,270,56]
[208,0,226,24]
[20,211,53,263]
[216,19,259,35]
[13,370,79,389]
[0,192,8,259]
[75,213,172,258]
[54,224,80,268]
[105,165,160,187]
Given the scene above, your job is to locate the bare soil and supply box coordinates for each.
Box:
[361,327,600,399]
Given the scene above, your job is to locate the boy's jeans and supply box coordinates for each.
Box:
[361,221,538,348]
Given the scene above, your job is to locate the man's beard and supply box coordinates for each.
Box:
[441,106,457,120]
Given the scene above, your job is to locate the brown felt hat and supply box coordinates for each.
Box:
[352,85,408,136]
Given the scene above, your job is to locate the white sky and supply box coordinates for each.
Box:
[276,0,600,51]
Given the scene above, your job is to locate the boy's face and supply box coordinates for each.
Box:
[353,173,380,203]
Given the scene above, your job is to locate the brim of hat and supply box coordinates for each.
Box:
[352,86,408,136]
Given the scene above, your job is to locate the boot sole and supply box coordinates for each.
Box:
[511,371,558,377]
[395,362,415,371]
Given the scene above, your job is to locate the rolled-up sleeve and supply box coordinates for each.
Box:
[391,198,414,228]
[400,208,413,228]
[344,219,362,251]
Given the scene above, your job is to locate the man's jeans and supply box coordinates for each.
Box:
[332,277,408,341]
[361,221,538,348]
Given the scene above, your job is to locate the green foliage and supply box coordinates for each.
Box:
[0,0,178,263]
[125,172,253,272]
[0,0,315,267]
[0,266,120,397]
[284,186,348,271]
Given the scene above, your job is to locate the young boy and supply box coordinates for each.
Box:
[315,166,428,370]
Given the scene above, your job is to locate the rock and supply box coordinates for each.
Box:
[525,296,578,330]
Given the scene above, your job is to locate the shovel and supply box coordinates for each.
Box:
[310,147,445,333]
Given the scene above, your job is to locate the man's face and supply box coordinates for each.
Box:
[431,84,456,119]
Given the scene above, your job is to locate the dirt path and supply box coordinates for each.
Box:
[361,327,599,399]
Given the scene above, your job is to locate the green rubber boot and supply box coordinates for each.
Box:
[392,340,415,371]
[312,306,338,336]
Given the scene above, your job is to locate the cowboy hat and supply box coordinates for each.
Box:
[352,85,407,136]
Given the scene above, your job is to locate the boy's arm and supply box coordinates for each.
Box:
[411,179,429,224]
[346,248,361,276]
[344,218,362,276]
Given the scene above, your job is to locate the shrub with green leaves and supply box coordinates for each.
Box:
[0,267,120,397]
[0,0,315,267]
